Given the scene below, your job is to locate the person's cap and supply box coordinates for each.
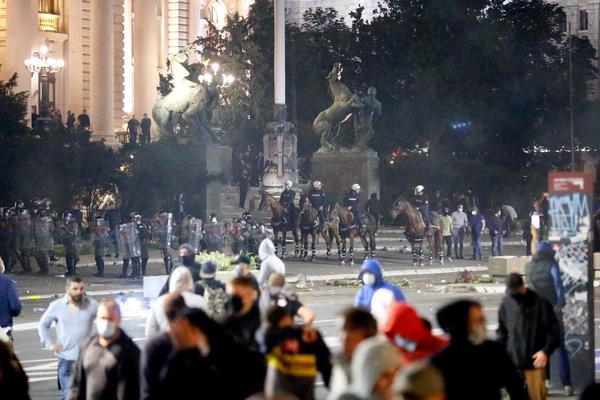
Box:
[506,273,524,295]
[231,255,251,265]
[200,261,217,277]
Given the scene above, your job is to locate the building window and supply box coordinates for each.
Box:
[39,0,58,15]
[206,0,227,30]
[558,10,567,33]
[579,9,589,31]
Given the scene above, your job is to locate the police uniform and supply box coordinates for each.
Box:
[279,189,297,225]
[136,220,151,275]
[411,193,432,226]
[306,189,328,227]
[343,190,363,227]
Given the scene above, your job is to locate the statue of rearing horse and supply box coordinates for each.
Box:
[313,63,363,152]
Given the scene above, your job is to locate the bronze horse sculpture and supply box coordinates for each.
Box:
[313,62,363,152]
[335,203,377,265]
[390,197,443,266]
[299,198,320,261]
[259,192,300,258]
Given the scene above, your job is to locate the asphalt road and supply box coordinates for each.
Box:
[7,243,599,399]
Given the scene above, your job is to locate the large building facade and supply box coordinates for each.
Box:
[547,0,600,98]
[0,0,378,143]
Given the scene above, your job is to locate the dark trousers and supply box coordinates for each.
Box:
[16,249,32,272]
[161,248,172,274]
[95,255,105,274]
[452,228,465,258]
[141,130,150,144]
[109,229,119,256]
[239,183,249,208]
[129,131,137,144]
[35,251,49,272]
[491,235,503,256]
[65,252,77,273]
[443,235,452,257]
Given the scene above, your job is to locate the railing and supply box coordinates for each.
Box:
[38,12,60,33]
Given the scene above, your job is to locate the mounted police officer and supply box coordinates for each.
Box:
[411,185,432,230]
[343,183,364,228]
[279,180,297,227]
[304,180,328,230]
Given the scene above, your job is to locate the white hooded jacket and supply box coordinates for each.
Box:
[257,238,285,287]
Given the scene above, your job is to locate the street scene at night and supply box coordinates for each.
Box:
[1,0,600,400]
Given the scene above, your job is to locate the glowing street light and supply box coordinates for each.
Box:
[25,44,65,118]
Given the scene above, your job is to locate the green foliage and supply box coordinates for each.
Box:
[196,251,258,271]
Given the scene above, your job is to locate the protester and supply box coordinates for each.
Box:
[525,241,572,395]
[258,238,285,287]
[158,244,201,296]
[0,258,21,343]
[231,254,260,292]
[369,288,397,329]
[147,293,265,399]
[336,335,403,400]
[194,260,227,319]
[38,276,98,400]
[328,308,378,400]
[259,273,315,325]
[431,299,527,400]
[394,361,445,400]
[450,204,468,259]
[497,273,560,400]
[69,299,140,400]
[0,338,29,399]
[263,306,332,400]
[354,259,405,310]
[382,303,447,363]
[501,204,518,237]
[438,207,453,260]
[145,267,206,337]
[222,276,261,350]
[468,206,485,260]
[489,208,504,256]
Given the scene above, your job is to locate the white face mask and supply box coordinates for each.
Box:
[96,319,118,339]
[211,218,217,223]
[468,323,487,346]
[471,211,477,215]
[362,273,376,286]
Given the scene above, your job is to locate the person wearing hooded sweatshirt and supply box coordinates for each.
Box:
[336,335,403,400]
[525,241,572,395]
[382,303,447,364]
[158,244,202,296]
[258,238,285,287]
[354,259,405,310]
[430,299,527,400]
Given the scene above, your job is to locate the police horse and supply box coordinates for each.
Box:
[259,192,300,258]
[335,203,377,265]
[390,197,443,266]
[299,199,320,262]
[322,204,342,260]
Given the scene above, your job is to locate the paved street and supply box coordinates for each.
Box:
[7,239,600,399]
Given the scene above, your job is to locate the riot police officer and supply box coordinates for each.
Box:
[133,213,151,276]
[120,213,142,279]
[279,180,297,226]
[304,180,328,229]
[343,183,364,228]
[91,216,109,277]
[33,209,53,274]
[411,185,432,229]
[15,208,33,273]
[61,212,80,276]
[0,208,13,272]
[153,211,173,274]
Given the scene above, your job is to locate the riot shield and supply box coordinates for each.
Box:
[16,214,33,250]
[205,222,226,252]
[227,221,244,254]
[152,213,173,249]
[118,222,141,259]
[92,220,110,255]
[33,216,54,252]
[187,218,203,253]
[245,224,267,254]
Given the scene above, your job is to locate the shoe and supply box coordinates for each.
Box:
[65,271,75,277]
[564,386,573,396]
[114,254,120,258]
[93,273,104,278]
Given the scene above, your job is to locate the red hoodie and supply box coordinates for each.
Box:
[383,303,448,363]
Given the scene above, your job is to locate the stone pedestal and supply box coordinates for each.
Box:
[312,150,380,198]
[200,144,233,220]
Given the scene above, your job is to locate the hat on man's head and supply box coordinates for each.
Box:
[200,261,217,278]
[231,255,251,265]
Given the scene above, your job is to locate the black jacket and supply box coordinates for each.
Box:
[525,250,559,306]
[497,289,560,369]
[431,340,527,400]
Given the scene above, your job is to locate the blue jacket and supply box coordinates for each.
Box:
[354,259,405,310]
[343,191,363,214]
[0,275,21,328]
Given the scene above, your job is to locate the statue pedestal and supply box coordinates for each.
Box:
[200,143,233,219]
[311,150,380,198]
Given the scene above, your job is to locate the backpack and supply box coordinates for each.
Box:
[197,280,227,320]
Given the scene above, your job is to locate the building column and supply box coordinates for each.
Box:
[91,0,115,142]
[5,0,38,103]
[274,0,285,106]
[133,0,158,132]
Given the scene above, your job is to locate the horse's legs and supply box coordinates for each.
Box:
[323,228,331,257]
[274,231,280,257]
[341,237,347,265]
[370,233,376,259]
[360,234,369,261]
[302,232,308,259]
[411,242,418,266]
[293,229,300,257]
[349,235,355,266]
[335,233,342,260]
[310,232,316,261]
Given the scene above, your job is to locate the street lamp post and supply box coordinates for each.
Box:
[24,44,64,118]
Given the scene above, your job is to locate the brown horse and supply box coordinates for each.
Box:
[335,203,377,265]
[259,192,300,258]
[322,204,341,260]
[299,200,320,261]
[390,197,443,266]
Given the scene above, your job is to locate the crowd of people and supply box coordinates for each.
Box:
[1,234,599,399]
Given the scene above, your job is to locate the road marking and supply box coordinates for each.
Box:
[19,288,144,301]
[19,357,56,364]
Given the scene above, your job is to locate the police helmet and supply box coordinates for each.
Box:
[313,181,322,190]
[415,185,425,194]
[284,180,293,190]
[352,183,361,192]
